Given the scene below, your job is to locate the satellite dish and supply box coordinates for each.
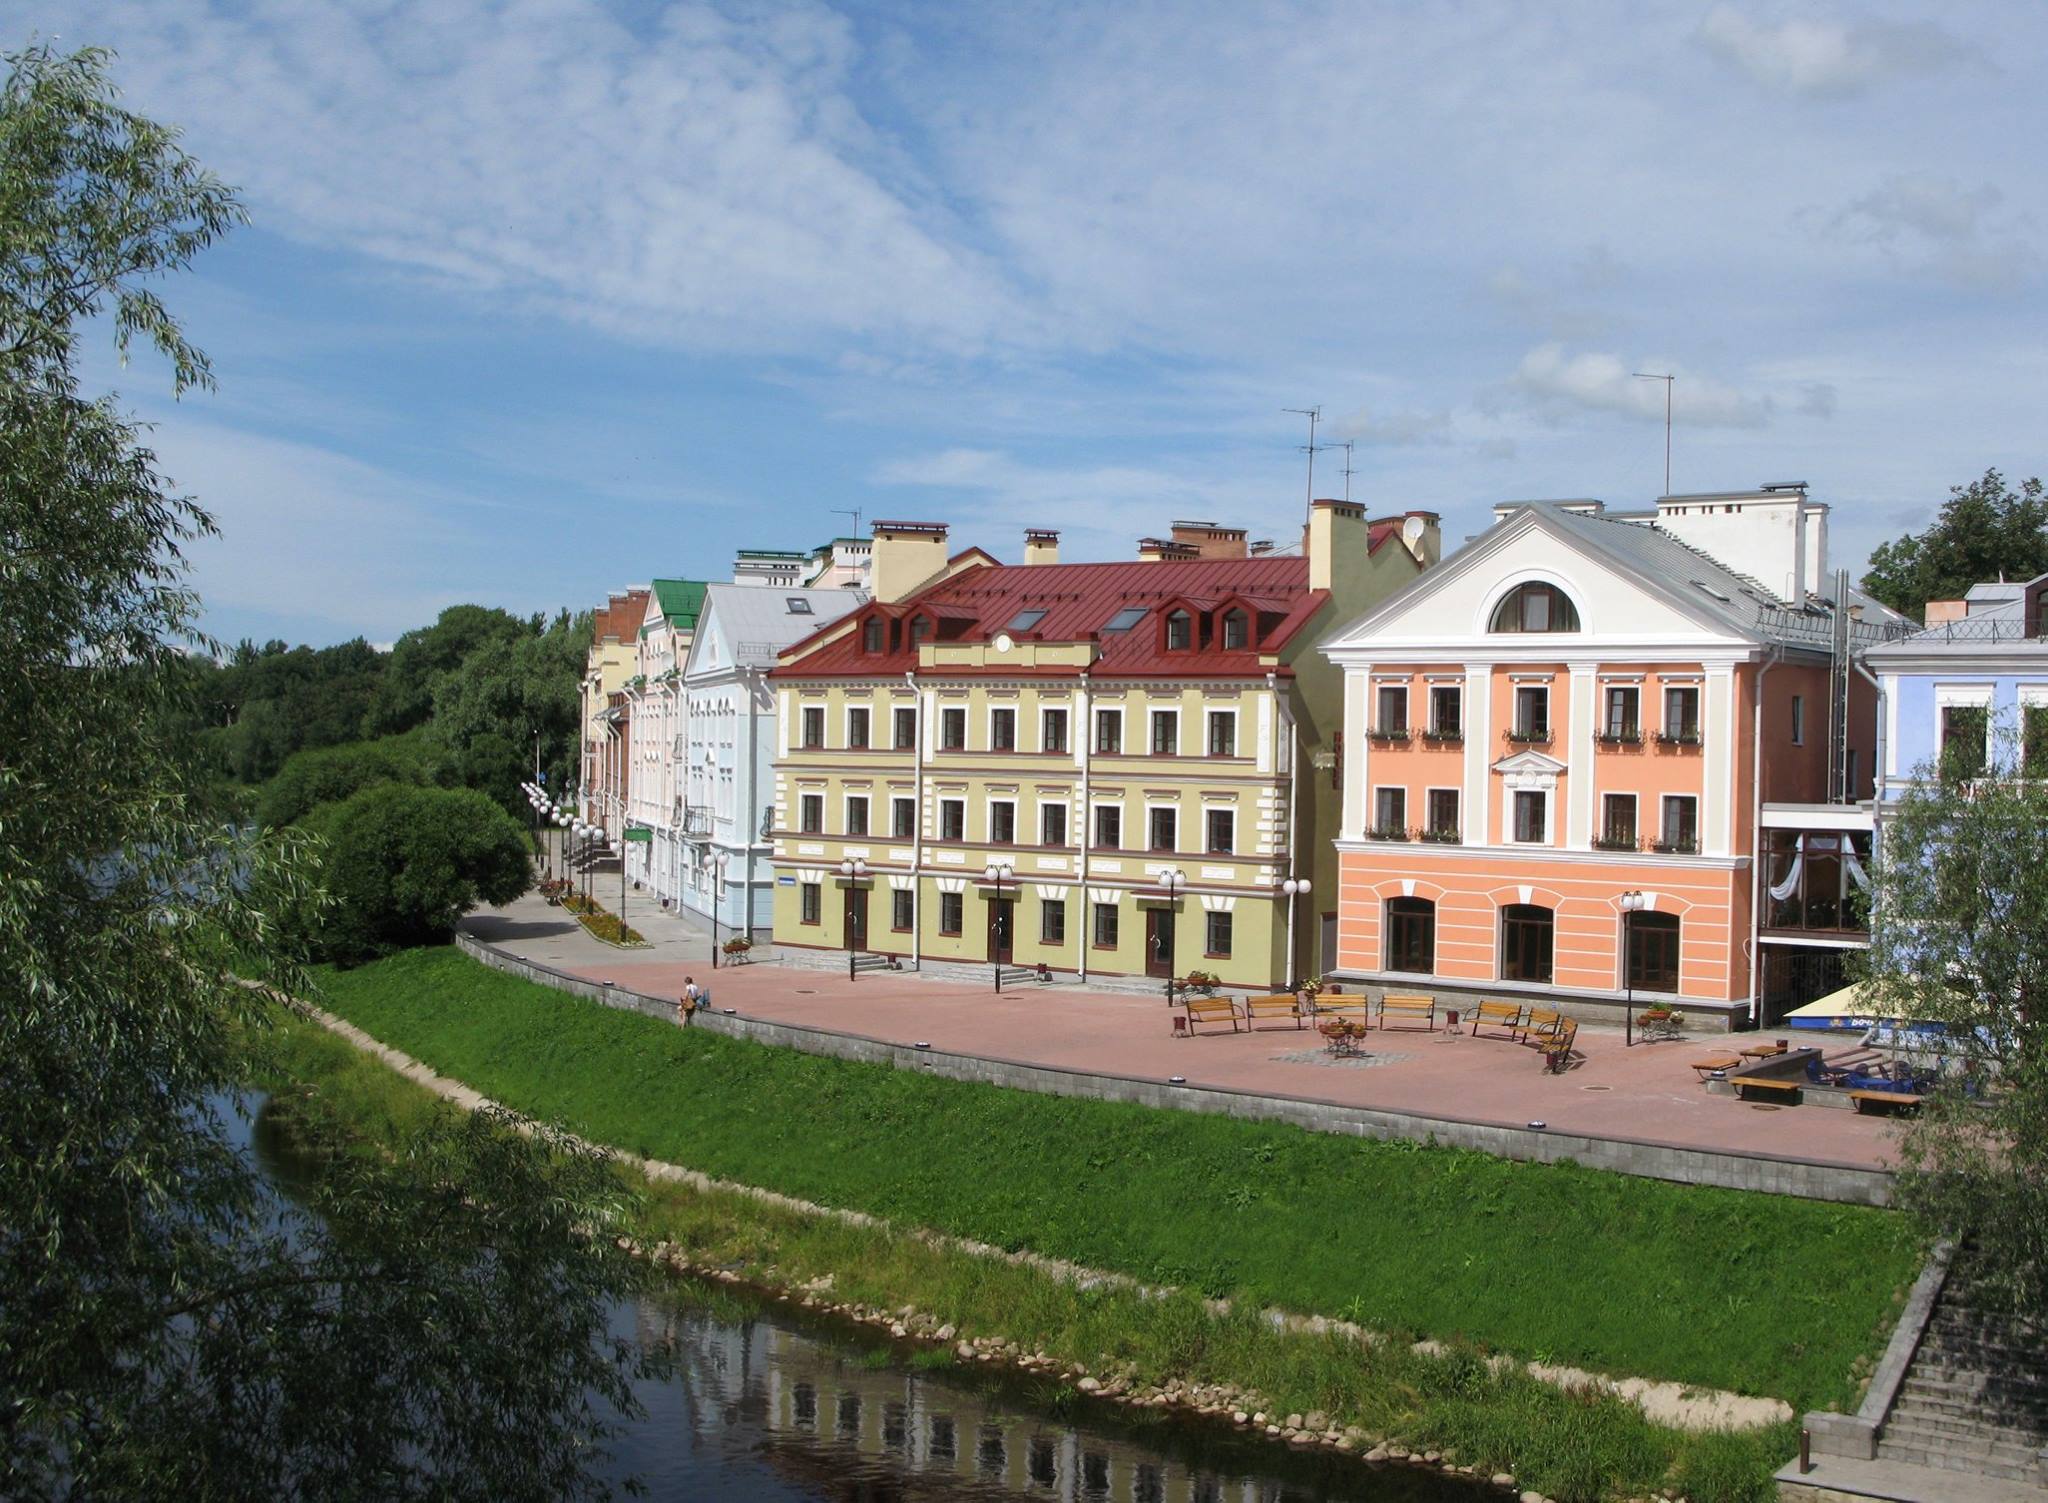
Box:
[992,632,1014,653]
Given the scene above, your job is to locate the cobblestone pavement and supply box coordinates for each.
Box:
[465,892,1901,1172]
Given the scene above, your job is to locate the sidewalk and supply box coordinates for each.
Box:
[464,892,1902,1175]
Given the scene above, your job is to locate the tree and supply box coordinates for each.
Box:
[1861,716,2048,1318]
[0,44,649,1497]
[1863,469,2048,621]
[303,784,532,962]
[432,612,591,812]
[255,730,446,830]
[363,604,528,739]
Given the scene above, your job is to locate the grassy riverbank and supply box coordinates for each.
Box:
[251,995,1799,1502]
[309,947,1917,1413]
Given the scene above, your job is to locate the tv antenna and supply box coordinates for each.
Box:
[1632,373,1674,496]
[1338,439,1357,504]
[833,507,863,538]
[1282,406,1323,522]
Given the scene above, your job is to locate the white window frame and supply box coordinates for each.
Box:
[1659,793,1699,849]
[1512,684,1550,738]
[1371,784,1407,834]
[937,797,966,842]
[1423,784,1460,838]
[1509,788,1550,845]
[1092,798,1124,849]
[844,704,871,750]
[1206,708,1238,758]
[1374,683,1409,734]
[939,705,967,750]
[985,797,1018,846]
[1660,682,1702,738]
[801,705,826,749]
[1428,684,1462,737]
[1144,800,1179,853]
[1038,798,1068,847]
[987,704,1018,753]
[1599,791,1638,845]
[1204,805,1235,854]
[1040,705,1069,754]
[891,795,916,839]
[1093,706,1124,754]
[843,792,870,836]
[1149,706,1181,756]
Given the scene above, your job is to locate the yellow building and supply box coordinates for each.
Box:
[767,509,1437,990]
[578,586,648,840]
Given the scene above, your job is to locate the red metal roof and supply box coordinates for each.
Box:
[777,553,1338,679]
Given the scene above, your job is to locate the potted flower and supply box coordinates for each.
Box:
[723,935,752,958]
[1183,968,1220,996]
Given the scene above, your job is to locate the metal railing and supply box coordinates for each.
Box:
[1903,616,2047,644]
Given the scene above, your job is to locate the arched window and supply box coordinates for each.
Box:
[1501,903,1554,982]
[1625,911,1680,993]
[1489,582,1580,633]
[862,617,885,653]
[1165,610,1192,650]
[1385,897,1435,974]
[908,615,933,646]
[1222,609,1248,650]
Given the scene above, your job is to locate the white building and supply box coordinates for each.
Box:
[623,579,706,900]
[671,584,863,932]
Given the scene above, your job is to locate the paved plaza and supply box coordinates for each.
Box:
[464,891,1901,1174]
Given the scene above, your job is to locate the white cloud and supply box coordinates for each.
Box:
[1694,7,1972,98]
[1508,345,1773,429]
[1330,406,1453,447]
[1825,174,2035,288]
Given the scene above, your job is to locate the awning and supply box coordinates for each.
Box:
[1783,983,1912,1023]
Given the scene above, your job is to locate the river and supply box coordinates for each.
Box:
[240,1098,1476,1502]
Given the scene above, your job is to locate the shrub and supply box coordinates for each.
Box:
[302,784,530,962]
[256,730,446,830]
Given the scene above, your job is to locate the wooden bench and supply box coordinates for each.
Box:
[1468,1000,1524,1040]
[1733,1077,1801,1103]
[1244,993,1306,1030]
[1539,1017,1579,1074]
[1376,992,1437,1031]
[1312,995,1370,1023]
[1516,1007,1564,1046]
[1183,996,1241,1036]
[1849,1088,1923,1116]
[1690,1055,1741,1081]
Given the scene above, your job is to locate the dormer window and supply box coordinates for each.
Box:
[909,615,932,646]
[1489,582,1580,634]
[862,617,884,653]
[1165,610,1192,650]
[1222,609,1248,650]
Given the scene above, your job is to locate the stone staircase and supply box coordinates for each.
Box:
[1877,1287,2048,1483]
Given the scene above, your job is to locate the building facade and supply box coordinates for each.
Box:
[1322,487,1905,1028]
[671,584,864,934]
[767,509,1437,989]
[622,579,708,900]
[578,587,649,841]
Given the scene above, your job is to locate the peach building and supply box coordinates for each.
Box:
[1320,486,1902,1030]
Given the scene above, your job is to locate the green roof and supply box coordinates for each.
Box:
[650,578,708,629]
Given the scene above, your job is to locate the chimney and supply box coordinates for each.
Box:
[1168,520,1248,560]
[870,520,951,604]
[1923,599,1968,625]
[1399,510,1441,567]
[1304,499,1363,591]
[1137,536,1199,562]
[1249,539,1275,556]
[1023,528,1060,566]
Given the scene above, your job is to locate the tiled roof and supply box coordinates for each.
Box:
[777,552,1339,679]
[650,578,708,629]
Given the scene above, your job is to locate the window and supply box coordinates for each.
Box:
[1222,609,1247,649]
[1601,685,1639,741]
[1092,902,1119,947]
[847,707,869,749]
[1489,582,1580,633]
[1385,897,1435,974]
[845,795,869,836]
[2026,706,2048,776]
[1205,807,1234,854]
[1041,803,1067,846]
[1940,705,1988,779]
[1372,787,1407,837]
[1661,685,1700,744]
[799,794,823,834]
[941,707,966,750]
[1006,607,1047,633]
[1207,711,1236,757]
[801,706,824,749]
[1626,911,1680,993]
[1658,795,1698,853]
[1040,899,1066,945]
[893,706,917,749]
[1166,610,1192,650]
[1500,904,1554,982]
[990,708,1016,751]
[1103,606,1146,632]
[891,890,913,930]
[1428,685,1461,739]
[1511,685,1549,741]
[988,801,1016,845]
[1094,803,1122,849]
[909,616,932,646]
[1204,911,1233,957]
[1148,806,1177,851]
[1374,684,1408,735]
[939,892,963,935]
[892,797,915,838]
[1512,790,1546,844]
[1151,710,1178,755]
[1599,793,1636,849]
[1094,708,1122,754]
[786,597,813,615]
[939,799,965,841]
[1425,788,1459,840]
[862,617,884,653]
[1790,694,1804,746]
[800,884,821,924]
[1042,707,1068,753]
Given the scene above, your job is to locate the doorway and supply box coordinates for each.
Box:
[987,897,1014,964]
[1145,907,1176,978]
[843,886,868,952]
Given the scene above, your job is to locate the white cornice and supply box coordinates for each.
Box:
[1332,840,1750,871]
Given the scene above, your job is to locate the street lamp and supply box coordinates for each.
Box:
[1280,876,1313,990]
[1620,890,1646,1046]
[983,861,1013,965]
[1155,867,1187,996]
[708,849,732,966]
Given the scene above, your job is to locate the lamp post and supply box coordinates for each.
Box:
[710,849,732,967]
[1156,867,1186,999]
[983,861,1013,968]
[1620,889,1646,1046]
[1280,876,1313,991]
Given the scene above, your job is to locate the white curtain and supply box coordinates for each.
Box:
[1767,834,1804,903]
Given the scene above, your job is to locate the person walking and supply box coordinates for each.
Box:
[679,976,700,1027]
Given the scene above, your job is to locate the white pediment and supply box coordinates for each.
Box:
[1492,749,1566,790]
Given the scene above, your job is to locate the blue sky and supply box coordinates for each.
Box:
[25,0,2047,647]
